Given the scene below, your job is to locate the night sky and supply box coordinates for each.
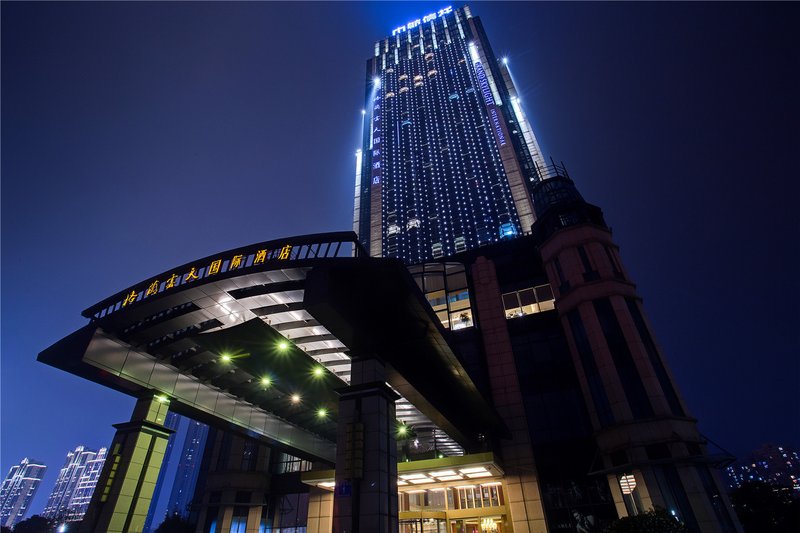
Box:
[2,2,798,515]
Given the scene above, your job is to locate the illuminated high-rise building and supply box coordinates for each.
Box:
[0,458,47,528]
[42,445,107,522]
[354,5,547,262]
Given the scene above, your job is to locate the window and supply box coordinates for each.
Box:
[241,441,258,471]
[593,298,654,419]
[567,310,614,427]
[409,263,474,330]
[603,245,623,278]
[502,284,555,318]
[577,245,599,281]
[271,453,312,474]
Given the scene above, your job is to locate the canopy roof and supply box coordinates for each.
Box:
[40,232,506,462]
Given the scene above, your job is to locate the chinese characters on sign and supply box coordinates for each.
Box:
[392,6,452,36]
[372,95,382,186]
[120,244,294,308]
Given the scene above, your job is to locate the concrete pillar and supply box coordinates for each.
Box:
[79,393,174,533]
[332,356,399,533]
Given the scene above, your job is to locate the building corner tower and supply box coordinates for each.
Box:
[530,174,741,532]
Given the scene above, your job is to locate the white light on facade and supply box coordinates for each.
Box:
[619,474,637,495]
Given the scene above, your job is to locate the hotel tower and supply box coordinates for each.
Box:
[354,5,546,263]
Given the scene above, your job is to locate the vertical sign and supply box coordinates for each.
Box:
[371,93,382,186]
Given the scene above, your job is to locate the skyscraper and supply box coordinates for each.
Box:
[43,445,107,522]
[355,5,547,263]
[0,458,47,528]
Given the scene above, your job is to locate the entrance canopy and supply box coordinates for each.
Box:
[39,232,506,462]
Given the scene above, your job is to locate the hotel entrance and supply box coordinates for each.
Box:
[449,516,505,533]
[399,517,506,533]
[399,518,447,532]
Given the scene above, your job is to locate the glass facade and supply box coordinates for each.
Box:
[357,6,546,263]
[409,262,474,329]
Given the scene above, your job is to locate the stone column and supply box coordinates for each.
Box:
[307,487,334,533]
[470,256,548,533]
[332,356,399,533]
[79,393,174,533]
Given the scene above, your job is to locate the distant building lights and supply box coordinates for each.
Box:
[373,76,381,87]
[502,57,508,64]
[361,109,366,115]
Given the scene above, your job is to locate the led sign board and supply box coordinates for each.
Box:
[392,6,452,36]
[120,244,295,308]
[84,233,361,320]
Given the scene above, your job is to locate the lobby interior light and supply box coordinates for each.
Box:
[277,340,290,352]
[220,353,232,363]
[400,473,427,480]
[459,466,488,474]
[313,366,325,378]
[291,393,301,404]
[481,518,498,532]
[260,376,271,387]
[317,407,328,418]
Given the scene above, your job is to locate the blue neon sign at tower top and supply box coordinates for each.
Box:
[391,6,452,36]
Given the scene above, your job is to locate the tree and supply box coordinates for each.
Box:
[603,508,686,533]
[730,480,800,533]
[12,515,54,533]
[154,515,194,533]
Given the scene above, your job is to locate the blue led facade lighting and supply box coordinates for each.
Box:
[355,5,547,263]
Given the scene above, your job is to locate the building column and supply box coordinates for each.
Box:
[332,356,399,533]
[79,393,174,533]
[470,256,548,533]
[307,486,334,533]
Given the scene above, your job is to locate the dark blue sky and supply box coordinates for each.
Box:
[2,2,798,514]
